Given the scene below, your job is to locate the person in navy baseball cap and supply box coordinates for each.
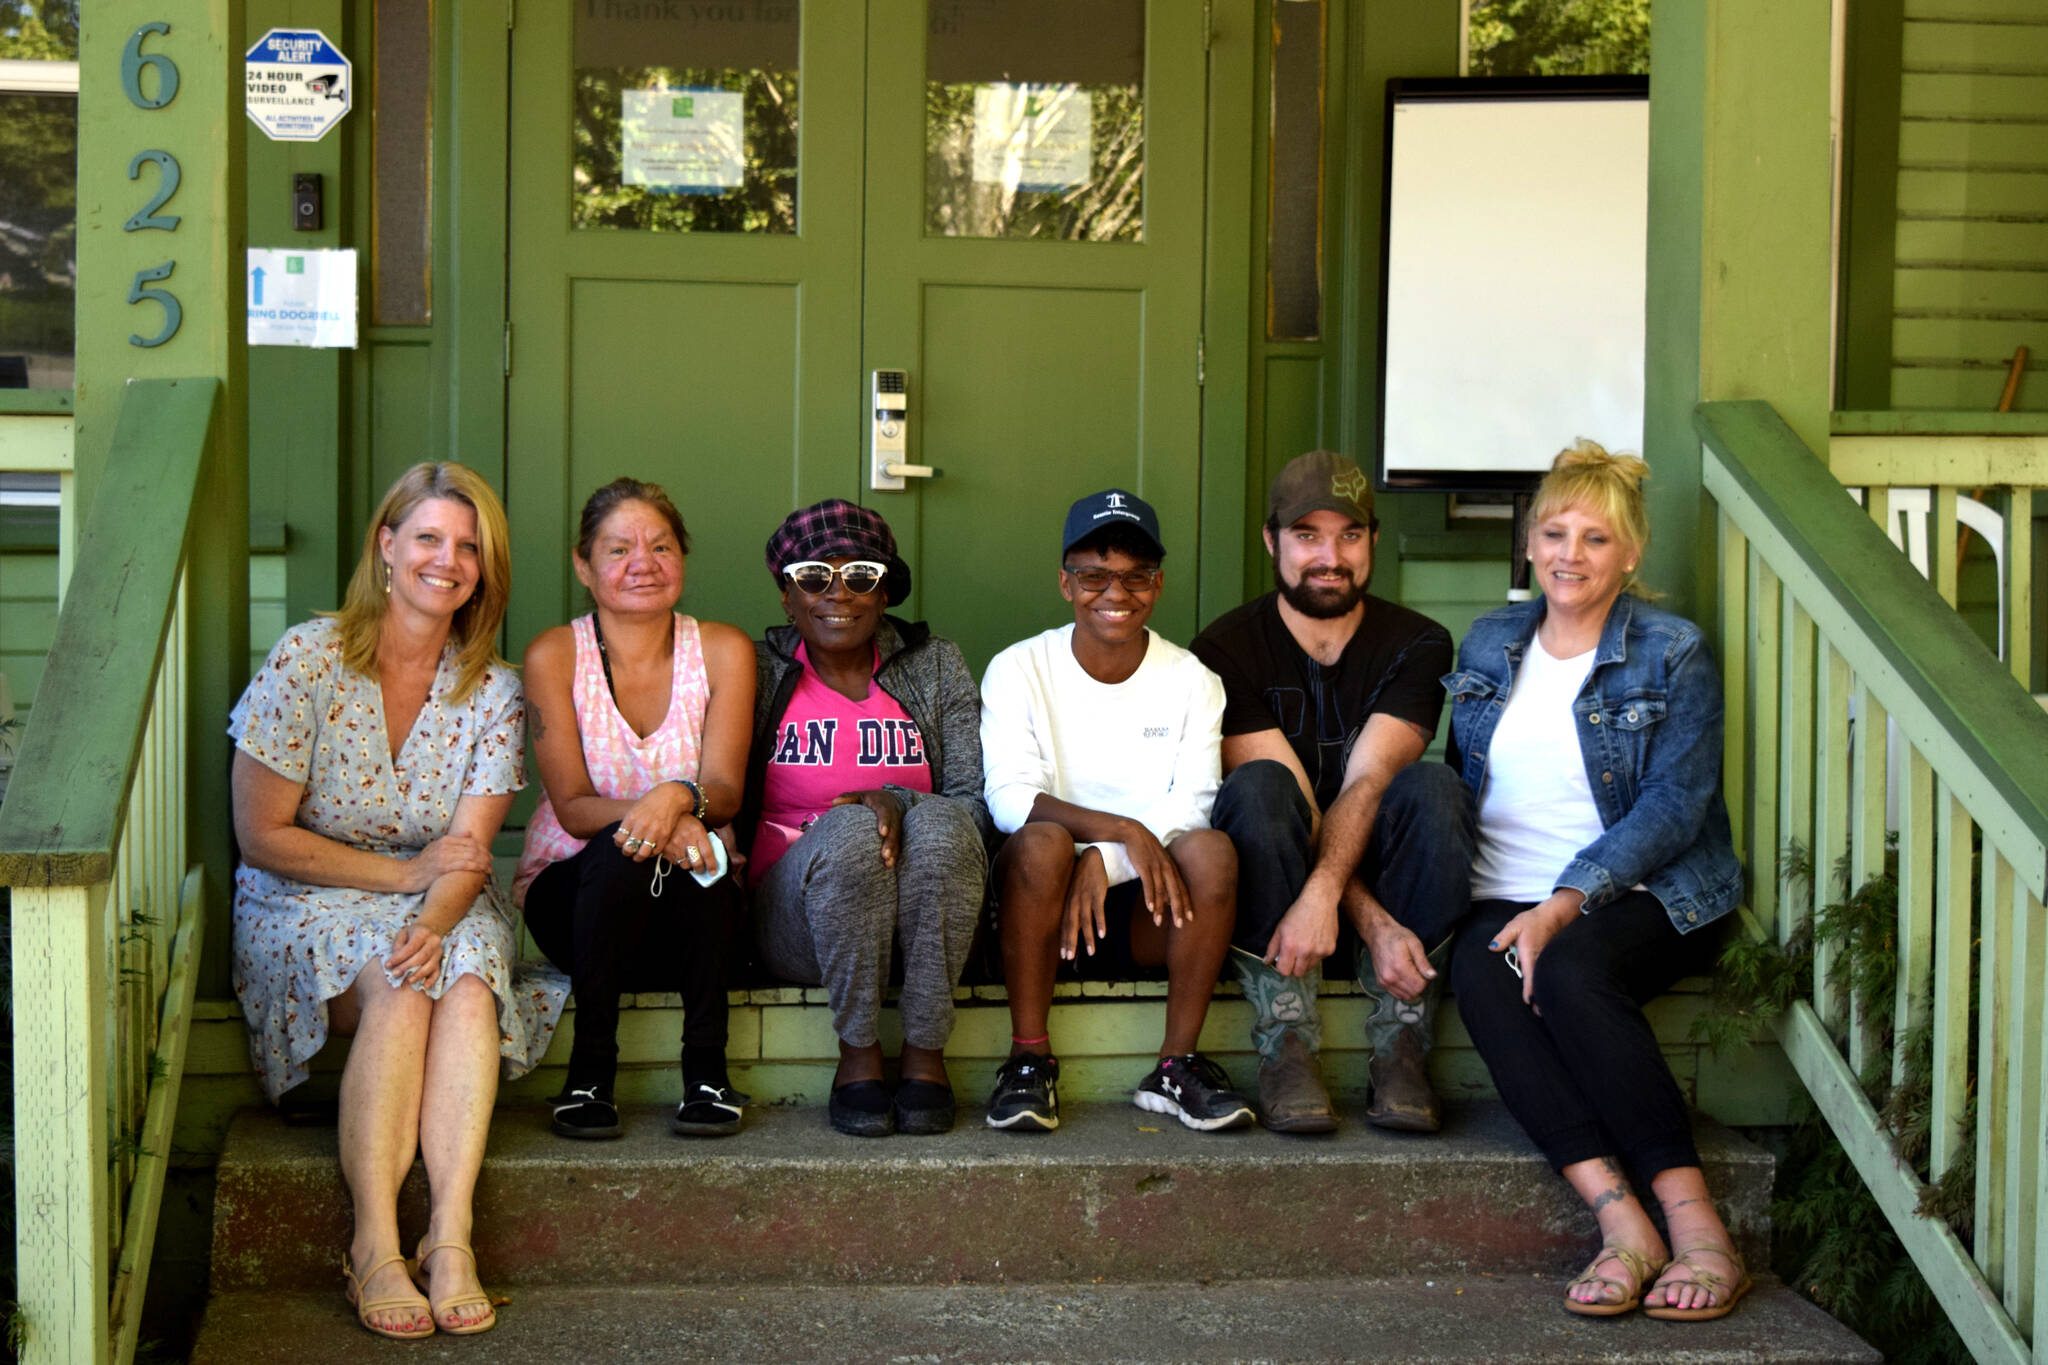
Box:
[975,484,1253,1136]
[1060,488,1167,562]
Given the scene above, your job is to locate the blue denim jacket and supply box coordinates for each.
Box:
[1443,594,1743,934]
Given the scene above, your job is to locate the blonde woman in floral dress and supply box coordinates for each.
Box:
[229,463,565,1340]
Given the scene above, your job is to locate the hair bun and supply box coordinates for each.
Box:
[1553,438,1648,489]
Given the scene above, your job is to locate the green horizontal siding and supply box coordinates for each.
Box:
[0,553,286,723]
[1907,0,2048,23]
[1905,18,2048,69]
[0,553,56,725]
[1895,264,2048,312]
[1891,4,2048,410]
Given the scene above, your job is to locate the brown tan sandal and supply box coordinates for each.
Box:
[343,1252,434,1340]
[1643,1244,1752,1321]
[406,1240,498,1335]
[1563,1244,1665,1317]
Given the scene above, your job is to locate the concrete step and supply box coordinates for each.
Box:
[190,1276,1879,1364]
[212,1099,1774,1292]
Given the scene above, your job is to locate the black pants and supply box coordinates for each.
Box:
[1451,892,1725,1180]
[1211,758,1476,961]
[524,822,740,1090]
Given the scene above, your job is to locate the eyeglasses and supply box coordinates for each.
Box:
[1063,565,1161,594]
[783,560,887,596]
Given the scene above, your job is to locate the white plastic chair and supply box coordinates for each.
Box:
[1876,487,2007,659]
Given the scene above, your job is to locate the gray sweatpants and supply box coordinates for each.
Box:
[753,798,987,1050]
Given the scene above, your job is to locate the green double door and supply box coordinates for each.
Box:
[505,1,1211,670]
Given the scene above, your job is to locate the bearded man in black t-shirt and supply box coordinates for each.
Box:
[1190,451,1475,1134]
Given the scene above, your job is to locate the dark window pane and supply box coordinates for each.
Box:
[925,0,1145,242]
[374,0,433,325]
[1267,0,1323,341]
[572,4,800,235]
[0,90,75,387]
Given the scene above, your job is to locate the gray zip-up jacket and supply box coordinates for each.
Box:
[742,616,993,857]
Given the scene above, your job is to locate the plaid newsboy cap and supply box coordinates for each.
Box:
[764,498,912,607]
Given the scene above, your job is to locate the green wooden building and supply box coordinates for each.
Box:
[3,0,2048,1360]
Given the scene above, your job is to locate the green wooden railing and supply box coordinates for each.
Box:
[0,380,224,1365]
[1700,399,2048,1365]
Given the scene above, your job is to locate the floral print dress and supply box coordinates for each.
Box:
[229,618,568,1101]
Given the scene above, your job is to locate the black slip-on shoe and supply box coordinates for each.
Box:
[550,1085,623,1140]
[893,1078,957,1135]
[671,1082,747,1137]
[828,1079,895,1137]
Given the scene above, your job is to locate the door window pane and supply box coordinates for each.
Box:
[924,0,1145,242]
[571,3,800,234]
[373,0,433,324]
[1267,0,1324,341]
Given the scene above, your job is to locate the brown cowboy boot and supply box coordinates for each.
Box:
[1231,946,1337,1133]
[1358,943,1444,1133]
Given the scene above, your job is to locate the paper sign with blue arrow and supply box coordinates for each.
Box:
[248,248,357,349]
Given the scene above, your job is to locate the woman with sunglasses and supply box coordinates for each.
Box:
[745,499,991,1136]
[515,478,754,1140]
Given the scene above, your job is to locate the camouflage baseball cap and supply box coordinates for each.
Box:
[1266,450,1376,529]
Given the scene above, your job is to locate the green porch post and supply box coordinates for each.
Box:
[1644,0,1835,618]
[75,0,248,989]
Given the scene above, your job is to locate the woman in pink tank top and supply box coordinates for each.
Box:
[515,479,756,1140]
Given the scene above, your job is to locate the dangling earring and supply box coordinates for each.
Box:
[383,561,392,596]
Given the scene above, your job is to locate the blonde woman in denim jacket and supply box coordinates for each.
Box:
[1443,443,1747,1322]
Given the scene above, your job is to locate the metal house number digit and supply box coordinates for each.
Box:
[124,151,182,231]
[120,22,178,110]
[128,262,183,348]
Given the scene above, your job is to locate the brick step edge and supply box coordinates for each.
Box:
[192,1276,1879,1365]
[210,1101,1775,1292]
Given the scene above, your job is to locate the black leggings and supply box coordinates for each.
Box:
[524,821,740,1090]
[1451,892,1725,1181]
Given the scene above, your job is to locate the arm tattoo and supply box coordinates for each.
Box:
[1589,1185,1629,1214]
[526,700,547,743]
[1664,1197,1705,1214]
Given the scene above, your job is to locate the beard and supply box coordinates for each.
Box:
[1276,562,1368,619]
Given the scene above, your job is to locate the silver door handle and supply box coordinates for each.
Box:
[882,462,938,479]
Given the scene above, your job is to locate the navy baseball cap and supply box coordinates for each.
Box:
[1061,488,1167,561]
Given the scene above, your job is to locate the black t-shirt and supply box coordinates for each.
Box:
[1190,592,1452,813]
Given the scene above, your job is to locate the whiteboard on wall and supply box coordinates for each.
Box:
[1376,78,1649,493]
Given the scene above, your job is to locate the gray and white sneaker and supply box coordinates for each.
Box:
[1134,1053,1256,1131]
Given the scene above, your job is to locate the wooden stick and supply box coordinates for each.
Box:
[1957,346,2030,574]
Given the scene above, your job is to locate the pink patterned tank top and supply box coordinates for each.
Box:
[513,613,710,905]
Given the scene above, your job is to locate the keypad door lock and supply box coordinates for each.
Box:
[870,369,937,491]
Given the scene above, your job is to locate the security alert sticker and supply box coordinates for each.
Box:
[245,28,351,142]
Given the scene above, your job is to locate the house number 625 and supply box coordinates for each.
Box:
[121,22,183,348]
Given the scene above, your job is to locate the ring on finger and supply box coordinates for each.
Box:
[685,846,702,866]
[622,834,641,850]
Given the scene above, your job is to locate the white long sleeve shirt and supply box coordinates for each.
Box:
[980,625,1224,886]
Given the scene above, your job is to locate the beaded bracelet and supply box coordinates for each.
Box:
[675,777,709,822]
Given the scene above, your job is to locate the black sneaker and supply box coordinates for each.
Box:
[1134,1053,1256,1131]
[550,1085,623,1139]
[986,1053,1060,1131]
[671,1082,748,1137]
